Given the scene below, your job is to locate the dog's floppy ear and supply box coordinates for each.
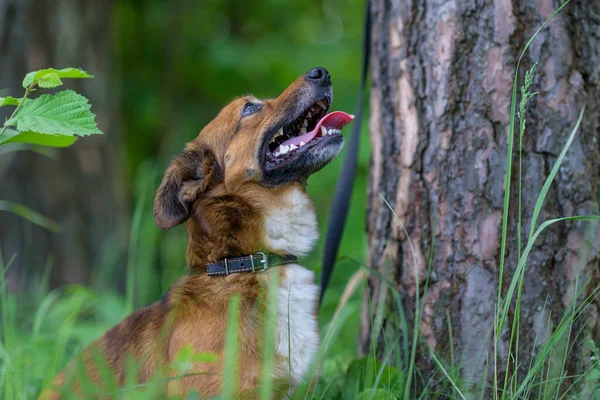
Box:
[154,147,220,229]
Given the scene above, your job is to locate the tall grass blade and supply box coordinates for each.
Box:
[0,200,60,232]
[429,350,467,400]
[528,106,585,241]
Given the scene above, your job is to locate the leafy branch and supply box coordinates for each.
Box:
[0,67,104,231]
[0,67,102,148]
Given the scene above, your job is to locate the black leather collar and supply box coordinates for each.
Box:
[206,252,298,276]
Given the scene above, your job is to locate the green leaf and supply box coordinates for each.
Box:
[5,90,102,137]
[0,96,21,106]
[37,72,63,89]
[0,129,77,148]
[0,200,60,232]
[22,67,93,88]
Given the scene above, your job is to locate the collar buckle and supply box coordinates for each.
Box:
[224,257,230,275]
[250,252,269,272]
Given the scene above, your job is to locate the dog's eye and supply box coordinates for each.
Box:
[242,102,262,117]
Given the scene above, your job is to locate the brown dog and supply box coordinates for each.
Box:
[41,67,353,398]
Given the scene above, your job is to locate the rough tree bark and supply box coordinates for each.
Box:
[0,0,128,288]
[362,0,600,395]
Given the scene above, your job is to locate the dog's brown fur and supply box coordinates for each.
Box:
[41,70,336,399]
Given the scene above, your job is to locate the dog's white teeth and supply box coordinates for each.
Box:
[303,119,308,127]
[300,126,307,135]
[299,141,306,147]
[274,151,280,157]
[320,126,327,137]
[279,145,290,155]
[289,144,298,150]
[271,128,283,143]
[327,129,333,135]
[317,100,326,109]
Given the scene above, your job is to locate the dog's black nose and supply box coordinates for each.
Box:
[305,67,331,86]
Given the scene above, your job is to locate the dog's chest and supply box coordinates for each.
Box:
[263,187,319,257]
[275,264,320,385]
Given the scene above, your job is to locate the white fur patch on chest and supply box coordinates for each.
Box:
[264,188,319,256]
[276,264,320,387]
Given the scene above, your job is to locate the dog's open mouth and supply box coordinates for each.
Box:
[264,98,354,169]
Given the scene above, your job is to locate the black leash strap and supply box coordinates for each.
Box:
[320,0,371,305]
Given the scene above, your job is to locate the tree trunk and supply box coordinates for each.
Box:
[0,0,128,289]
[362,0,600,396]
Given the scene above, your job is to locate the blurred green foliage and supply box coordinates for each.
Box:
[110,0,370,365]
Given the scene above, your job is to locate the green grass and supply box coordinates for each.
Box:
[1,1,600,399]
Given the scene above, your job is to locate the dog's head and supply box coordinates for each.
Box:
[154,67,353,233]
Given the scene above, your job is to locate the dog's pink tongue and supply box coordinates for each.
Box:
[280,111,354,148]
